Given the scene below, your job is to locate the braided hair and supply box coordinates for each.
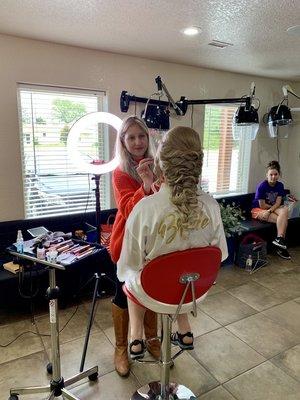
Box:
[156,126,204,232]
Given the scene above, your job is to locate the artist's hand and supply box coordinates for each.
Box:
[136,158,154,194]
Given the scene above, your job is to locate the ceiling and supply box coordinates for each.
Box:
[0,0,299,81]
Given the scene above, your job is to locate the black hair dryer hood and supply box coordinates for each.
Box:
[268,104,293,126]
[142,105,170,130]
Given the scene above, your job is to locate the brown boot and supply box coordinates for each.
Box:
[144,309,161,360]
[111,303,130,377]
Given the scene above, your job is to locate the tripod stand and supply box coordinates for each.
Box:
[8,253,98,400]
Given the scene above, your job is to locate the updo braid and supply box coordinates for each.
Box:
[158,127,204,232]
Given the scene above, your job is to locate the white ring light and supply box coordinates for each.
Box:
[67,112,122,175]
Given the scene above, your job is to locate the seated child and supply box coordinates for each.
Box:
[252,160,290,259]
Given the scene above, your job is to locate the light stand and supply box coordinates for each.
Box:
[92,173,102,244]
[67,112,122,244]
[8,252,98,400]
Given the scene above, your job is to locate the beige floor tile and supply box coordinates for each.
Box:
[271,344,300,382]
[228,281,287,311]
[215,266,250,289]
[0,319,44,364]
[200,385,236,400]
[262,301,300,335]
[189,309,221,338]
[131,350,218,397]
[224,361,300,400]
[252,271,300,299]
[226,313,299,358]
[0,351,50,400]
[198,292,257,325]
[34,304,102,348]
[294,297,300,303]
[266,254,299,272]
[87,296,114,331]
[206,282,227,296]
[57,331,115,377]
[71,370,140,400]
[192,327,265,383]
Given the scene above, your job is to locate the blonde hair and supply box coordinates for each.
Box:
[156,126,204,232]
[115,116,154,182]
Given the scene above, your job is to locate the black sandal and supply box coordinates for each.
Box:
[170,331,194,350]
[129,339,146,360]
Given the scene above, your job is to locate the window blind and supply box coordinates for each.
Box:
[201,105,251,196]
[17,84,109,219]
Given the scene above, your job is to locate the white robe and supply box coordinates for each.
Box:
[117,184,228,314]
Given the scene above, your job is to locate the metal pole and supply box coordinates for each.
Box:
[93,174,101,243]
[160,315,172,400]
[79,273,100,372]
[49,268,61,381]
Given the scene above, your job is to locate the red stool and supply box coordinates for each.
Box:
[124,246,222,400]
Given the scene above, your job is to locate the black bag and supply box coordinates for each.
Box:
[236,233,267,273]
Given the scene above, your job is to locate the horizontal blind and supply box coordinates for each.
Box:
[18,84,109,219]
[201,105,251,196]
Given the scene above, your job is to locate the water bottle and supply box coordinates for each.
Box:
[16,230,24,254]
[245,254,253,271]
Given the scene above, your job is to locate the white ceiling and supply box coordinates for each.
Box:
[0,0,299,81]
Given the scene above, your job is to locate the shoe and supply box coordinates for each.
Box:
[170,331,194,350]
[272,237,287,249]
[129,339,146,360]
[276,248,291,260]
[111,303,130,377]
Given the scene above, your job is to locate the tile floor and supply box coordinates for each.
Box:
[0,249,300,400]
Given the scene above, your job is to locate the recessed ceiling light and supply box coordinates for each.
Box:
[183,26,201,36]
[287,25,300,36]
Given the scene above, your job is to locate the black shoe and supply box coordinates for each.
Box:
[129,339,146,360]
[171,331,194,350]
[276,248,291,260]
[272,237,287,249]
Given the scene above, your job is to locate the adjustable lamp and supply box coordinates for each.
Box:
[120,76,259,142]
[266,85,299,138]
[67,112,122,174]
[232,82,260,141]
[67,111,122,242]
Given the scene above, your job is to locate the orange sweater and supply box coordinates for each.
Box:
[109,167,146,263]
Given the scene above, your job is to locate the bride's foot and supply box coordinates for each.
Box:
[171,331,194,350]
[129,339,146,360]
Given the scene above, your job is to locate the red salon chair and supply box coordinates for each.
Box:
[123,246,222,400]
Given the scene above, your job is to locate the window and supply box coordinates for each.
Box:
[201,105,251,196]
[18,84,109,219]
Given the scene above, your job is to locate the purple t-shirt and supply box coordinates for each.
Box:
[252,180,285,208]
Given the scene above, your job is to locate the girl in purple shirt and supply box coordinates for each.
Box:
[252,161,290,259]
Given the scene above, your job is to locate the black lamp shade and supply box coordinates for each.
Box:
[142,105,170,130]
[268,104,292,126]
[235,105,259,125]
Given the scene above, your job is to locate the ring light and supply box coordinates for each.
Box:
[67,111,122,175]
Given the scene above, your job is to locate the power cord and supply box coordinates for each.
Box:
[0,304,79,348]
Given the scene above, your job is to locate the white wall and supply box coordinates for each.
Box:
[0,33,298,221]
[286,82,300,198]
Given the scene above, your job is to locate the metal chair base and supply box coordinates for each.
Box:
[131,381,196,400]
[9,366,98,400]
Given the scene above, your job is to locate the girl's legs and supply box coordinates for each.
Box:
[256,207,288,239]
[273,206,289,238]
[127,298,146,352]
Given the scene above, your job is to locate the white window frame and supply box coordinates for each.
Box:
[17,83,110,219]
[201,104,252,198]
